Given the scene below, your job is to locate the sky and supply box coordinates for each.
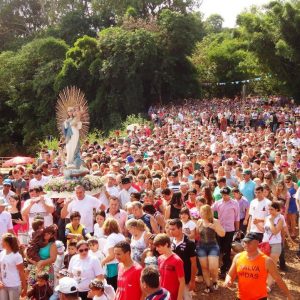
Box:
[200,0,271,27]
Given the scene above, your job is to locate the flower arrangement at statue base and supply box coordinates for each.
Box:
[45,174,104,198]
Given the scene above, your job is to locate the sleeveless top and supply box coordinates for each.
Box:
[287,186,298,214]
[39,242,52,260]
[170,204,181,219]
[131,231,147,264]
[198,221,217,244]
[236,251,268,300]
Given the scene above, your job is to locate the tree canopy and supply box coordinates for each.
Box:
[0,0,299,154]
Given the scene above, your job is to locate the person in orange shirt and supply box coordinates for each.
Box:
[224,232,292,300]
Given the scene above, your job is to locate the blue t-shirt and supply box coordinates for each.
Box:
[239,180,256,203]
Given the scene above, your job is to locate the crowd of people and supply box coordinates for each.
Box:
[0,96,299,300]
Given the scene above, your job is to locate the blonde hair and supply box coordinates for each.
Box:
[103,218,121,235]
[200,205,214,223]
[125,219,148,232]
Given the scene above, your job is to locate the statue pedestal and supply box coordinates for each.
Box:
[64,166,89,180]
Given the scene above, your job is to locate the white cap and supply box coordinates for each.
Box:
[107,173,116,179]
[55,277,78,294]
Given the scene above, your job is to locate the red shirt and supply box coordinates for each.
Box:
[185,200,196,209]
[115,262,142,300]
[158,253,184,300]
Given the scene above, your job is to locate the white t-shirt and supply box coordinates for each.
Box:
[67,195,100,233]
[118,187,138,209]
[99,185,119,210]
[262,214,284,244]
[103,233,125,265]
[94,296,107,300]
[22,197,54,232]
[89,249,105,263]
[0,190,15,204]
[249,198,272,233]
[29,176,49,189]
[0,211,13,250]
[0,250,23,287]
[103,282,116,300]
[68,254,104,292]
[94,223,105,239]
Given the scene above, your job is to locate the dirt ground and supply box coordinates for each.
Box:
[193,240,300,299]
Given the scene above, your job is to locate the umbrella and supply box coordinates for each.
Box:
[2,156,34,167]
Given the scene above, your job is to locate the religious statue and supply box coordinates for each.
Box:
[56,87,89,169]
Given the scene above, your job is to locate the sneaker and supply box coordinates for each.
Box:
[212,282,219,291]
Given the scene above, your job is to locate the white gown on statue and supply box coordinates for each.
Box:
[64,119,82,167]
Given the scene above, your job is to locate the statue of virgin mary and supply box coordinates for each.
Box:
[63,107,82,168]
[56,87,90,170]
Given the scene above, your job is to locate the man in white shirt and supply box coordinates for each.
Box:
[99,173,119,210]
[118,177,138,209]
[21,189,54,233]
[0,179,15,204]
[0,198,14,250]
[29,168,49,189]
[247,186,271,242]
[61,185,101,233]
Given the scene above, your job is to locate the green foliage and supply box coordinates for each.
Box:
[0,37,69,150]
[121,114,150,131]
[3,0,300,155]
[236,0,300,101]
[38,137,60,151]
[204,14,224,34]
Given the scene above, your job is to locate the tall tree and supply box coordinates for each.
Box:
[237,0,300,101]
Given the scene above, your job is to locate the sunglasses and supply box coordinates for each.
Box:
[79,248,89,253]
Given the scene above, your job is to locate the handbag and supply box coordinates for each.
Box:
[258,241,271,256]
[258,232,274,256]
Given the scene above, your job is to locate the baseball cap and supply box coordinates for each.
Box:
[55,277,78,294]
[242,169,251,175]
[243,232,261,243]
[220,187,231,195]
[3,179,12,186]
[126,156,135,163]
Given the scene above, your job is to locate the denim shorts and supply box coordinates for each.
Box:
[196,243,220,258]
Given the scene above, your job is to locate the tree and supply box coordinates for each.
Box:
[190,31,263,97]
[0,37,68,151]
[237,0,300,101]
[204,14,224,33]
[0,0,48,50]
